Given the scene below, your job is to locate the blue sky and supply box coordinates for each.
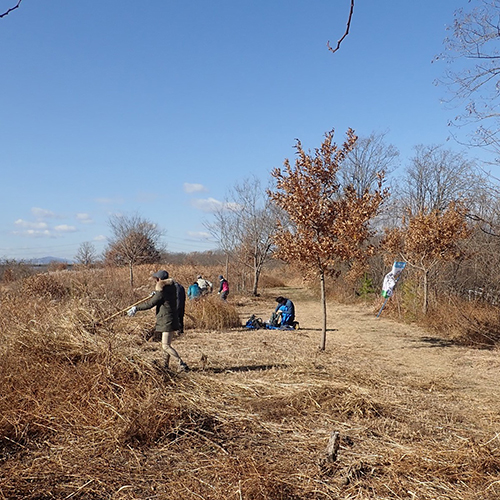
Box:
[0,0,482,260]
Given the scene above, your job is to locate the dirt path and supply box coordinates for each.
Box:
[226,289,500,414]
[166,289,500,498]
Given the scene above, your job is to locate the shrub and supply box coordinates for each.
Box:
[424,297,500,348]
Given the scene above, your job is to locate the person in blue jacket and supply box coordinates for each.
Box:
[187,281,202,300]
[275,296,295,327]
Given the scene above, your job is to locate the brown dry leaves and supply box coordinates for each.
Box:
[384,202,471,269]
[269,129,387,279]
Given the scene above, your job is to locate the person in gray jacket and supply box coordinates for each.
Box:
[128,270,189,372]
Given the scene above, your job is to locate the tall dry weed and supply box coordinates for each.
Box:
[424,297,500,347]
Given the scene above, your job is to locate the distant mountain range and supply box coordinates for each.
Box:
[29,256,73,265]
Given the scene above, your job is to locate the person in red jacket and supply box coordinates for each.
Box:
[218,275,229,301]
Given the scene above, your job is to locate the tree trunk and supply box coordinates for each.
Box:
[129,262,134,287]
[252,265,260,296]
[422,269,428,315]
[319,270,327,351]
[252,249,261,296]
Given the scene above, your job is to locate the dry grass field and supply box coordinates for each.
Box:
[1,268,500,499]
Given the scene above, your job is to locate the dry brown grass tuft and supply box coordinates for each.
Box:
[20,272,68,299]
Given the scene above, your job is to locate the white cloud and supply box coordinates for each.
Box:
[94,235,107,241]
[54,225,77,233]
[136,191,159,203]
[14,219,48,230]
[190,197,224,213]
[184,183,208,194]
[187,231,213,240]
[94,197,124,205]
[76,213,93,224]
[13,229,53,238]
[31,207,56,219]
[190,198,241,213]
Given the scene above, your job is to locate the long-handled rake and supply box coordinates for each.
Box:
[91,294,154,329]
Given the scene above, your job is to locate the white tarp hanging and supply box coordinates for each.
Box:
[381,261,406,298]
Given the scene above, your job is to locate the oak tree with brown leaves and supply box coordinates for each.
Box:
[269,129,387,350]
[383,203,471,315]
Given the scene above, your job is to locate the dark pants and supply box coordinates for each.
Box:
[178,308,185,333]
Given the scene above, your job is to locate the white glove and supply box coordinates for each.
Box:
[217,291,220,294]
[127,306,137,317]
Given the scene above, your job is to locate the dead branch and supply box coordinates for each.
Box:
[0,0,22,18]
[327,0,354,54]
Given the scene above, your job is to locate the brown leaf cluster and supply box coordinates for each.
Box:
[268,129,387,277]
[384,202,471,270]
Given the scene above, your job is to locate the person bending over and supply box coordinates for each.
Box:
[275,296,295,327]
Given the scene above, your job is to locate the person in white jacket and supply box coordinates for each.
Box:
[196,274,213,295]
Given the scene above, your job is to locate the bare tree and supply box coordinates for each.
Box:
[269,129,387,350]
[74,241,97,267]
[104,213,164,286]
[341,131,399,197]
[399,145,481,214]
[207,176,278,296]
[437,0,500,155]
[328,0,355,54]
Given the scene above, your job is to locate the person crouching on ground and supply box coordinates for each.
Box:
[275,296,295,327]
[128,270,189,372]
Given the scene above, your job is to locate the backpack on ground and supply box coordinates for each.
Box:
[268,312,280,328]
[245,314,265,329]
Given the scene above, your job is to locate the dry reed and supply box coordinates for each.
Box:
[1,266,500,499]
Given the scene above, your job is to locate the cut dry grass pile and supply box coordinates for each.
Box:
[186,294,241,330]
[1,267,500,499]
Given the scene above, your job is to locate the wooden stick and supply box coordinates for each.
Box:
[325,431,340,462]
[100,294,154,324]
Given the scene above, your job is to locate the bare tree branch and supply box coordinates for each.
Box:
[0,0,23,19]
[327,0,354,54]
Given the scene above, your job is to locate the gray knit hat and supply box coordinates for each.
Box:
[152,270,169,280]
